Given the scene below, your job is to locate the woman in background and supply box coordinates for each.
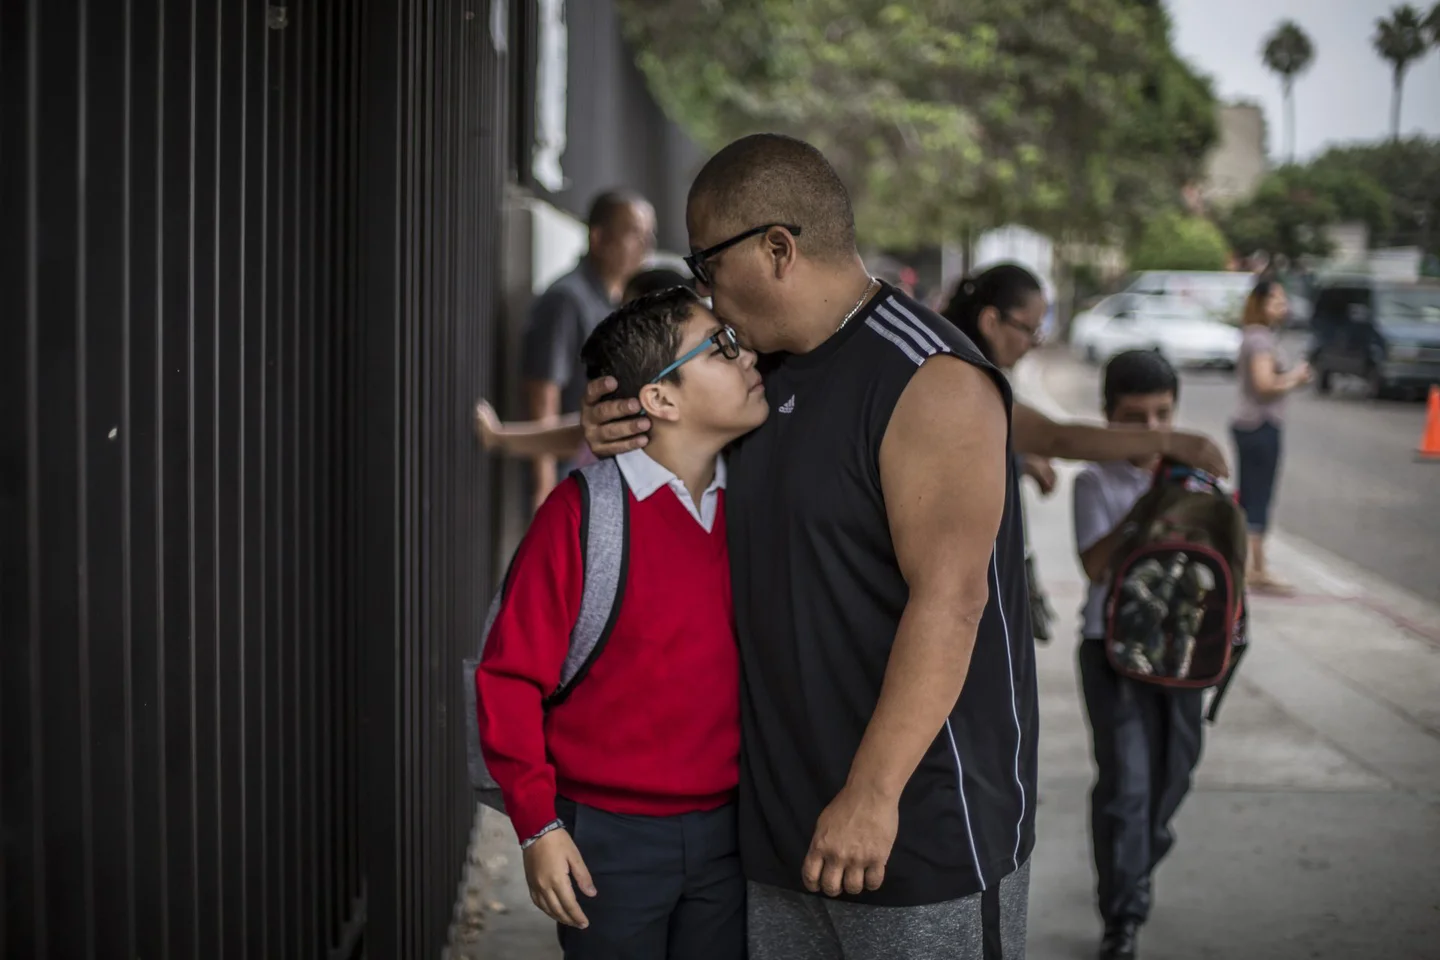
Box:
[1231,279,1311,594]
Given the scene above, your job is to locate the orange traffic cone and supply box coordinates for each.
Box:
[1419,385,1440,461]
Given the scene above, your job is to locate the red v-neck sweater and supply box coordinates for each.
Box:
[476,477,740,842]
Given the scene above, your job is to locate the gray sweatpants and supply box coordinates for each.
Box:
[748,859,1030,960]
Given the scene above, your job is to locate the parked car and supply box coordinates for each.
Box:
[1071,295,1242,369]
[1308,277,1440,399]
[1121,271,1255,325]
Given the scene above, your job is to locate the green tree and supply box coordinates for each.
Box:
[1309,138,1440,254]
[1218,167,1340,263]
[1129,211,1231,271]
[1373,5,1429,140]
[617,0,1217,249]
[1426,4,1440,80]
[1261,21,1315,163]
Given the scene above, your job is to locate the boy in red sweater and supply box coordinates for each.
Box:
[477,286,768,960]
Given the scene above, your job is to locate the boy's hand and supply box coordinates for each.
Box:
[582,377,650,457]
[523,829,596,929]
[1168,431,1229,479]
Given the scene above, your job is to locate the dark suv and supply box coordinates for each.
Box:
[1308,277,1440,399]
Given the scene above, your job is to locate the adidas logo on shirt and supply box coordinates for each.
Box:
[778,395,796,414]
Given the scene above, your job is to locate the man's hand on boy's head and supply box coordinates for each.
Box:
[523,828,596,929]
[1167,430,1229,480]
[582,376,652,457]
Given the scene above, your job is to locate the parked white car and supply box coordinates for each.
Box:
[1071,295,1242,369]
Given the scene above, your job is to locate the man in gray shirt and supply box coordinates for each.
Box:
[522,189,655,507]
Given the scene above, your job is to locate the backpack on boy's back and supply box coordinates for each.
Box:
[461,459,631,812]
[1103,460,1250,722]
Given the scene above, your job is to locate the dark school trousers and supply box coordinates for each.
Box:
[553,797,745,960]
[1077,637,1205,926]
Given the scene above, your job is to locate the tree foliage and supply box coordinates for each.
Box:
[616,0,1218,249]
[1129,211,1231,272]
[1216,140,1440,263]
[1261,20,1314,162]
[1309,138,1440,252]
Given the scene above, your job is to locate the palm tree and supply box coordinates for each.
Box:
[1373,5,1429,140]
[1426,4,1440,77]
[1262,21,1315,164]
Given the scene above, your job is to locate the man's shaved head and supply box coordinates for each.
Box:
[688,134,856,261]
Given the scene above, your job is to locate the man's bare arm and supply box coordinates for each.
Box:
[524,380,565,507]
[1012,402,1229,479]
[801,357,1008,898]
[474,401,584,459]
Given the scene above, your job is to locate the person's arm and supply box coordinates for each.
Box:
[524,381,564,505]
[801,358,1008,898]
[1248,350,1312,401]
[474,400,585,459]
[476,482,596,928]
[1012,402,1229,479]
[520,293,585,504]
[1073,470,1125,583]
[1020,453,1057,496]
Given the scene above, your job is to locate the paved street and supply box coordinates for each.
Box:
[452,350,1440,960]
[1034,341,1439,606]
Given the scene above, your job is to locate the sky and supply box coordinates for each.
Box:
[1168,0,1440,160]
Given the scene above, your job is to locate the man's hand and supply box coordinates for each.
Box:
[1020,454,1057,496]
[582,377,651,457]
[474,399,502,450]
[522,829,597,929]
[1290,361,1314,387]
[801,785,900,897]
[1168,431,1229,479]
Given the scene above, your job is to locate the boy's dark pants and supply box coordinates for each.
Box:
[553,797,744,960]
[1078,638,1204,927]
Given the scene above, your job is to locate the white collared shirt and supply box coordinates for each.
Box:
[615,449,727,532]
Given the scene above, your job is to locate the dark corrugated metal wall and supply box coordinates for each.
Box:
[1,1,508,957]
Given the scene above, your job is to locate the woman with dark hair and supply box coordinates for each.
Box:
[938,264,1228,478]
[1231,279,1311,593]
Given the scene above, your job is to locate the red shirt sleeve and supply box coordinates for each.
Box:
[476,479,583,842]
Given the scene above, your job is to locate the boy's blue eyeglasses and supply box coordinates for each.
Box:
[650,325,742,383]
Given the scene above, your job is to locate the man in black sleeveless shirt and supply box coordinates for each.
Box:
[583,134,1036,959]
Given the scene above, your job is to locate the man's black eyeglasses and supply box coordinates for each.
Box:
[684,224,802,287]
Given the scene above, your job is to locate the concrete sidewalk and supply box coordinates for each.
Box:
[449,356,1440,959]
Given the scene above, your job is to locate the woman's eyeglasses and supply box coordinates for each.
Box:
[650,326,742,383]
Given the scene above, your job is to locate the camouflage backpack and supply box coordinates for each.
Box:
[1104,461,1250,720]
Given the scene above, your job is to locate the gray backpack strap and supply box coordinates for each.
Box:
[546,458,630,707]
[462,458,630,807]
[464,555,517,806]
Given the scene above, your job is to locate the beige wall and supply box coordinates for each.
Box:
[1202,103,1268,208]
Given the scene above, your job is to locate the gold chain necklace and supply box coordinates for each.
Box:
[835,277,880,334]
